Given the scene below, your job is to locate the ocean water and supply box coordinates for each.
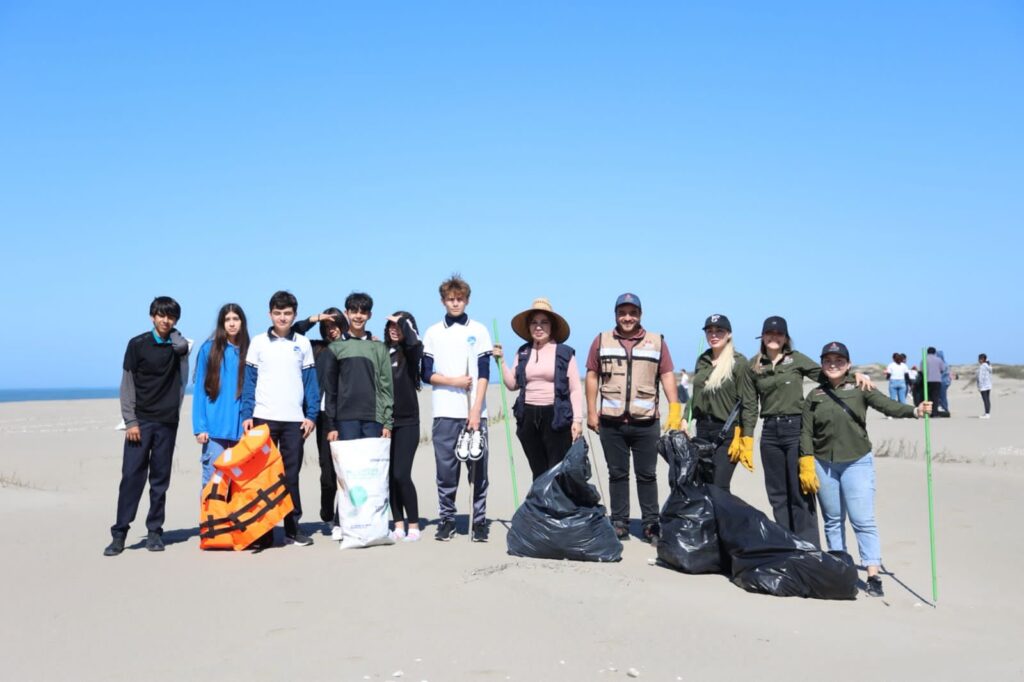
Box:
[0,387,193,403]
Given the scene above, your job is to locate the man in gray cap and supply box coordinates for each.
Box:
[584,293,682,543]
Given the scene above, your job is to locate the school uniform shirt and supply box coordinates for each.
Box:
[422,315,493,419]
[242,328,318,423]
[191,339,244,440]
[690,349,758,435]
[750,350,821,417]
[120,329,190,427]
[800,374,916,463]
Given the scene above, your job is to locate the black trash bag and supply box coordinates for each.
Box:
[506,438,622,562]
[655,432,722,574]
[707,486,859,599]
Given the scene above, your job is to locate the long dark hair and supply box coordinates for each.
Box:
[204,303,249,401]
[385,310,421,390]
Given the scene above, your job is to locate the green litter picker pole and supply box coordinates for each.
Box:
[493,319,520,508]
[921,348,939,603]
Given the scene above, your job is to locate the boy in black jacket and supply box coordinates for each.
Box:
[105,296,190,556]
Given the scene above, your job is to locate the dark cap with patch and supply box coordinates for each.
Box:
[702,313,731,332]
[758,316,789,338]
[820,341,850,361]
[615,293,642,311]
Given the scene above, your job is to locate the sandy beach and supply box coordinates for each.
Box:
[1,379,1022,681]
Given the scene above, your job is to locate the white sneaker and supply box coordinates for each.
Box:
[455,430,471,461]
[981,414,991,419]
[404,528,421,542]
[468,429,485,460]
[389,528,406,542]
[331,525,343,541]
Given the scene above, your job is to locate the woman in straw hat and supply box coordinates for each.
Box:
[493,298,583,480]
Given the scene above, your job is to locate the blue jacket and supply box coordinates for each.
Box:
[192,339,244,441]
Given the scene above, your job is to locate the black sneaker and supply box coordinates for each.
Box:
[103,536,125,557]
[285,532,314,547]
[471,521,489,543]
[251,532,274,553]
[865,576,885,598]
[145,532,165,552]
[642,523,661,545]
[434,519,456,541]
[613,522,630,541]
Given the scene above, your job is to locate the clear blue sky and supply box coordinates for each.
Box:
[2,2,1021,388]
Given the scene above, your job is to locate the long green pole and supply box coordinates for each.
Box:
[921,348,939,603]
[685,335,705,432]
[493,319,520,508]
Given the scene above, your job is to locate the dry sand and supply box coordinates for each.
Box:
[1,380,1022,681]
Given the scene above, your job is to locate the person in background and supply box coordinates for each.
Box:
[938,350,952,415]
[924,347,947,416]
[493,297,583,481]
[907,363,920,405]
[384,311,424,542]
[677,369,690,408]
[193,303,249,488]
[800,341,932,598]
[884,352,910,408]
[977,353,993,419]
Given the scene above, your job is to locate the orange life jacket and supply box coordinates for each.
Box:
[198,471,235,550]
[214,425,274,482]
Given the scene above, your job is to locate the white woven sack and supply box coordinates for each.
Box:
[330,437,394,549]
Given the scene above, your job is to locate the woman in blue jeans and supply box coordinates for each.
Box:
[798,341,932,597]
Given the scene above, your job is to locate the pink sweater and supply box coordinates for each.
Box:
[501,343,583,423]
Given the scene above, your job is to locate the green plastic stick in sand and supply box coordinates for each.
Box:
[921,348,939,603]
[493,319,520,508]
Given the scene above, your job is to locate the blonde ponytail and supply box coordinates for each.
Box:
[706,339,736,392]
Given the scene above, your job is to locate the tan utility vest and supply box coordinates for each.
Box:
[597,330,663,421]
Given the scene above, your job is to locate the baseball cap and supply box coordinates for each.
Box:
[820,341,850,361]
[758,316,789,338]
[702,314,731,332]
[615,293,642,311]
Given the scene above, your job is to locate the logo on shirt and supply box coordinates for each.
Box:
[782,356,793,365]
[293,346,302,353]
[467,336,477,347]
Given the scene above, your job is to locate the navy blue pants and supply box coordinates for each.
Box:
[111,420,178,537]
[254,418,303,536]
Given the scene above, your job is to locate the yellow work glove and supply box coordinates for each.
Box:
[727,426,743,461]
[799,456,820,495]
[666,402,683,432]
[737,436,754,472]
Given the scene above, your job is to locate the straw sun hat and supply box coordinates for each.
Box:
[510,298,570,344]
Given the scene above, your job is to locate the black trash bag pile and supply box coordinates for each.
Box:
[656,431,721,574]
[707,486,859,600]
[506,438,622,562]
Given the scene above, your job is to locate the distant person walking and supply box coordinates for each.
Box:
[907,364,920,404]
[977,354,993,419]
[494,298,583,481]
[924,348,947,416]
[885,352,910,405]
[938,350,952,415]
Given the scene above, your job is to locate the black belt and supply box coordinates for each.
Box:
[764,414,801,421]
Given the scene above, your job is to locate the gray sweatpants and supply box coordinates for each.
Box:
[432,417,488,524]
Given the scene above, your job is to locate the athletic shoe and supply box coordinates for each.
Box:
[145,532,165,552]
[455,430,471,462]
[331,525,343,541]
[471,521,489,543]
[251,532,274,552]
[468,429,485,460]
[404,528,421,542]
[434,519,456,541]
[981,414,991,419]
[613,522,630,541]
[865,576,885,598]
[103,536,125,557]
[285,532,314,547]
[389,528,406,542]
[642,523,660,545]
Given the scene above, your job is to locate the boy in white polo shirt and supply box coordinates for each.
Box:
[421,274,493,542]
[241,290,319,548]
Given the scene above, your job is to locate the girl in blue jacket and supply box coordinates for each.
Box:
[193,303,250,487]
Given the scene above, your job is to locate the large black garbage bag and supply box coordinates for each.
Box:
[506,438,622,562]
[707,486,859,599]
[656,432,721,574]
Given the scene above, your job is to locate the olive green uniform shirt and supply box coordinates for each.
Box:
[751,350,822,417]
[800,374,916,462]
[691,349,758,436]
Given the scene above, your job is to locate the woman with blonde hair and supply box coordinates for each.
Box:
[689,314,757,492]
